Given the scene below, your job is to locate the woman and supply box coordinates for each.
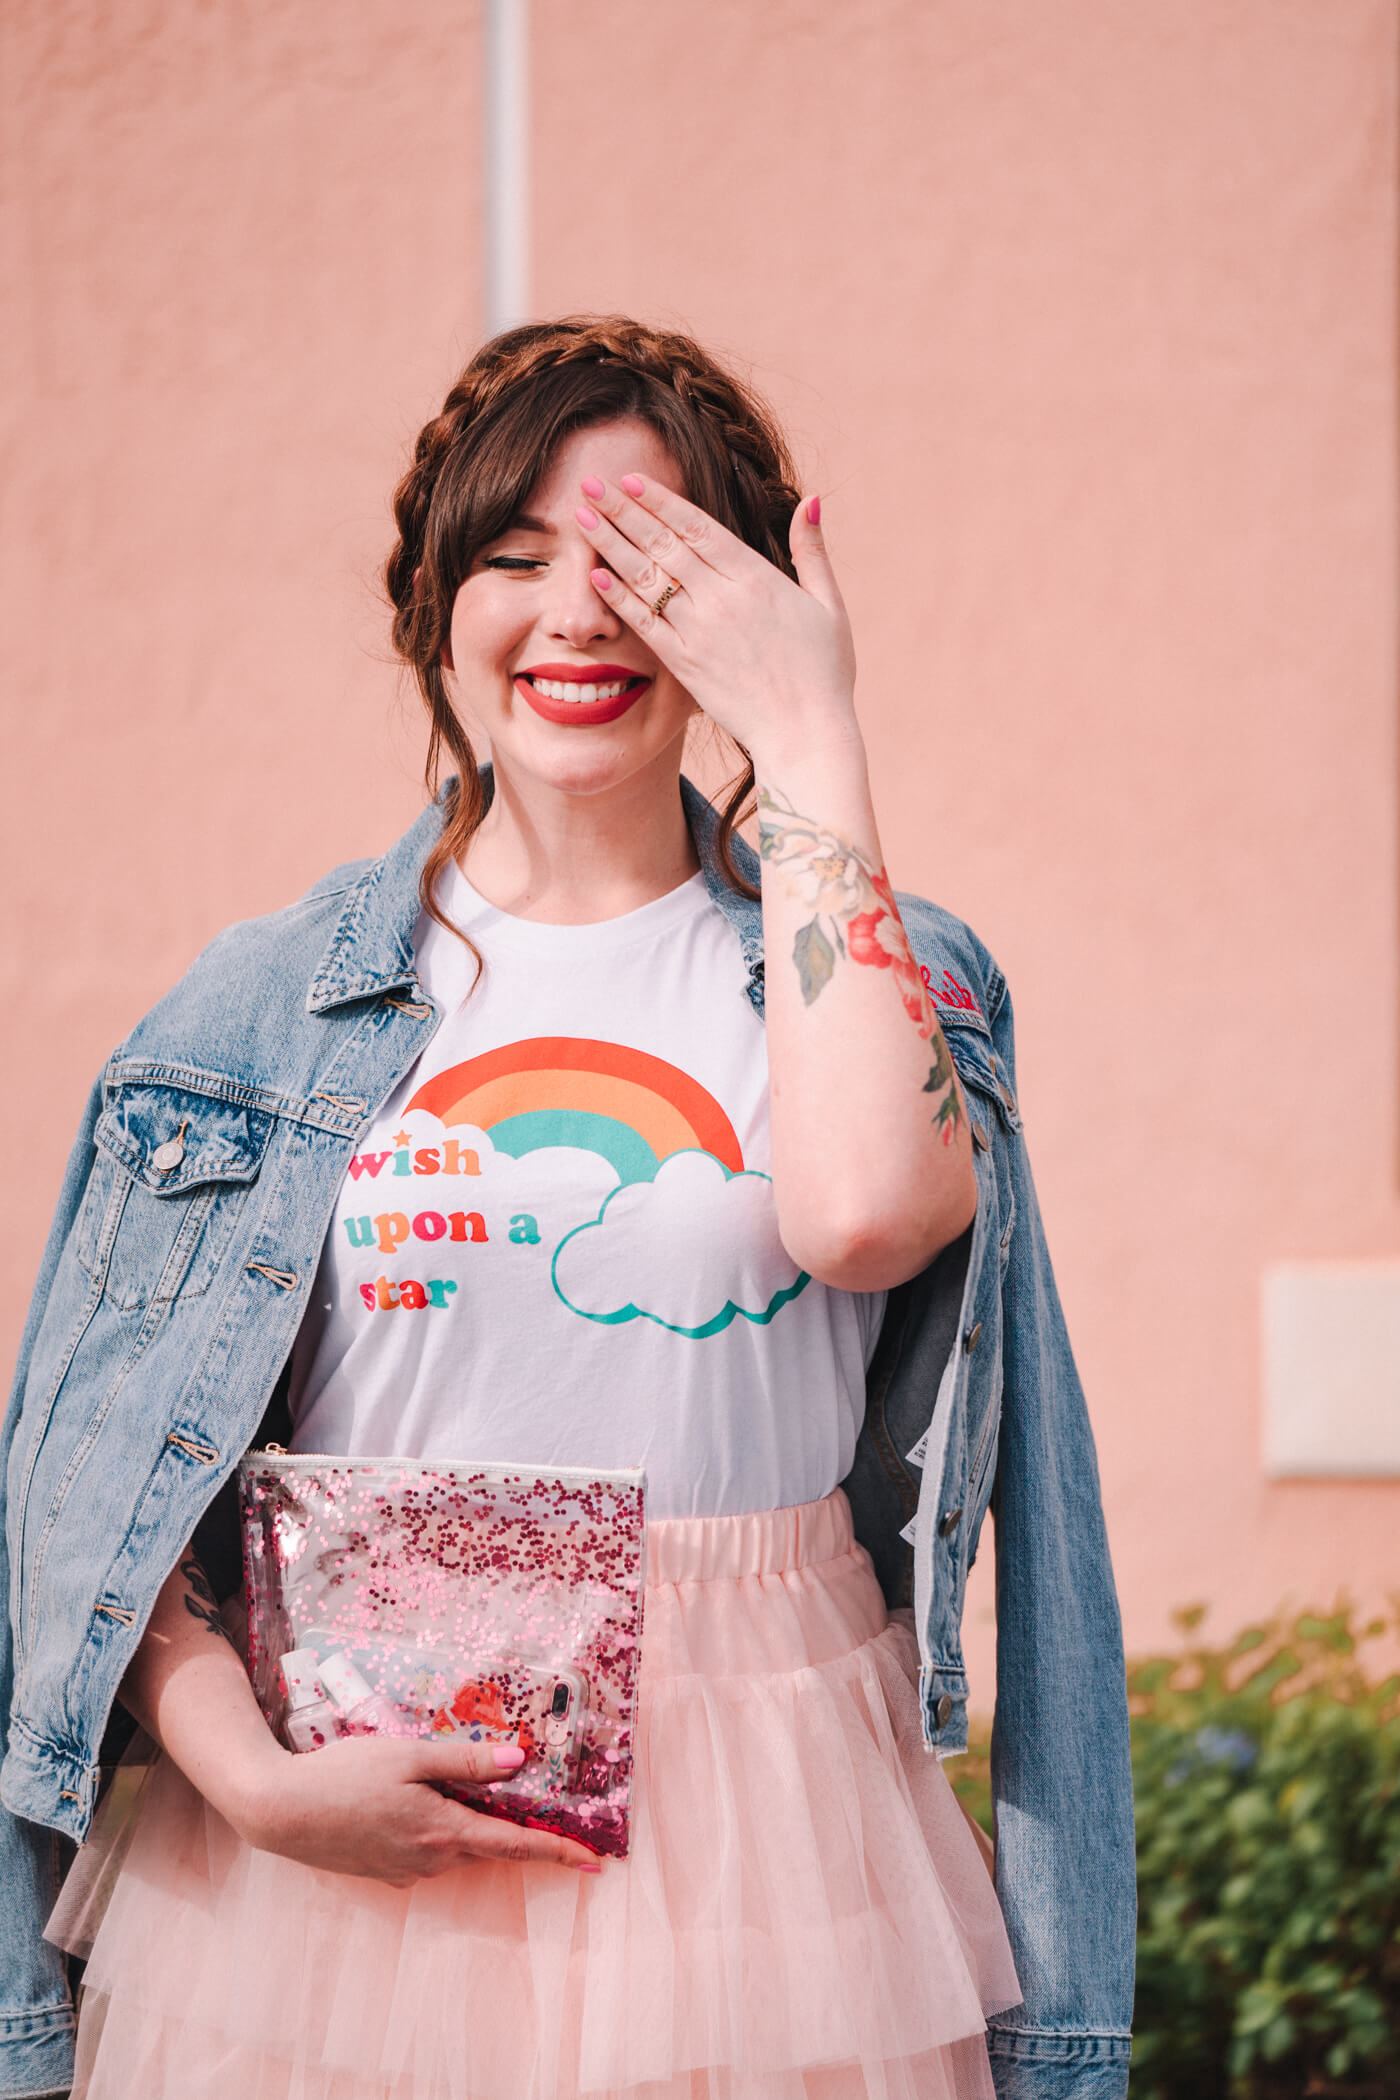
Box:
[1,318,1136,2100]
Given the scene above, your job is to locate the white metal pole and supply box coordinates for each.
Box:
[484,0,530,335]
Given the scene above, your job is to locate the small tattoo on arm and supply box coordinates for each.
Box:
[180,1556,231,1640]
[922,1029,965,1143]
[757,786,965,1144]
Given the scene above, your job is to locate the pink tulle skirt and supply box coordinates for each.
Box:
[49,1490,1019,2099]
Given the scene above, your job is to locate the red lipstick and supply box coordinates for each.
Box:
[514,662,651,728]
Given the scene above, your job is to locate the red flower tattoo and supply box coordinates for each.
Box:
[756,787,962,1133]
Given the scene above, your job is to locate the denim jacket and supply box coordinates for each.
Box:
[0,777,1134,2099]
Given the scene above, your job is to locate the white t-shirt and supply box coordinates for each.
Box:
[288,863,885,1519]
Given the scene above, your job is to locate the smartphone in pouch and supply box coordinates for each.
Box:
[432,1664,591,1792]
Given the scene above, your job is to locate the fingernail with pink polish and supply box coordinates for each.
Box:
[620,474,645,497]
[493,1745,526,1770]
[575,505,599,530]
[591,569,613,590]
[576,1860,603,1874]
[580,476,605,499]
[807,495,821,525]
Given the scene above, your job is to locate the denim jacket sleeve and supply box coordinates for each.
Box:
[984,983,1136,2100]
[0,1080,105,2097]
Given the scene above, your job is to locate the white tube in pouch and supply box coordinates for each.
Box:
[280,1647,342,1752]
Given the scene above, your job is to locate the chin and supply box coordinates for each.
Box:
[499,717,691,799]
[536,750,643,797]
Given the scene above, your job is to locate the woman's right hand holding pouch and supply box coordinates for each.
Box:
[121,1542,602,1886]
[233,1734,601,1884]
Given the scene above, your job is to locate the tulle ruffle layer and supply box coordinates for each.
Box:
[57,1492,1019,2099]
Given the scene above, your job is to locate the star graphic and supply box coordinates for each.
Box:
[392,1129,413,1148]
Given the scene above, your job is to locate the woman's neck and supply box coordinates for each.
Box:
[459,751,700,924]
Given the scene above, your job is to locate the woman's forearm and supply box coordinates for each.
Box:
[119,1540,290,1834]
[557,469,974,1288]
[751,736,977,1292]
[119,1541,605,1880]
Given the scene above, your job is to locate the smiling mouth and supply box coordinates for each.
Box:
[521,674,645,704]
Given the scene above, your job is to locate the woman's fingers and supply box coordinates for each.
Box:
[580,471,748,582]
[413,1737,603,1873]
[576,502,694,616]
[413,1735,528,1789]
[587,566,690,655]
[787,494,846,619]
[451,1804,602,1873]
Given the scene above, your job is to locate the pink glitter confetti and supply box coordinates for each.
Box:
[240,1452,646,1858]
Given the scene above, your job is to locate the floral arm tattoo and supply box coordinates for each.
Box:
[757,787,964,1144]
[180,1554,232,1641]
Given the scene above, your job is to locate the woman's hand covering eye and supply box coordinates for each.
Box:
[574,475,859,772]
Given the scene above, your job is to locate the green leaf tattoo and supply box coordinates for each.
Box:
[923,1027,964,1141]
[180,1555,232,1641]
[793,917,836,1005]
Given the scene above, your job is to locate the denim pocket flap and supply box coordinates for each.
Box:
[96,1082,274,1193]
[945,1031,1021,1133]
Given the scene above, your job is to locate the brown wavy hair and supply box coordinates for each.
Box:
[385,315,803,929]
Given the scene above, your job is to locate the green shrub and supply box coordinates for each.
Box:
[950,1607,1400,2097]
[1129,1605,1400,2098]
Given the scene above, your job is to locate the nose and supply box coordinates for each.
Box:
[544,543,622,648]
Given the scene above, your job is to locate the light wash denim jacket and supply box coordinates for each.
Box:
[0,778,1134,2098]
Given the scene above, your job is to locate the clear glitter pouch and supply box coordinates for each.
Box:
[239,1449,646,1857]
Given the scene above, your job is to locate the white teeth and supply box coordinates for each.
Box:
[530,677,631,702]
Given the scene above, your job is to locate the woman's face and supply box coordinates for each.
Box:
[445,416,697,800]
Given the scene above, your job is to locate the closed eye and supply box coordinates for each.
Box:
[481,555,546,573]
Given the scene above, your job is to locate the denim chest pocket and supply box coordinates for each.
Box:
[78,1080,274,1312]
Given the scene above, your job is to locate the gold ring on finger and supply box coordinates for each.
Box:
[649,581,680,619]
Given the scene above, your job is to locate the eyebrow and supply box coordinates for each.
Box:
[502,512,556,535]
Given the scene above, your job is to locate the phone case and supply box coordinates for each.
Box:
[432,1664,590,1792]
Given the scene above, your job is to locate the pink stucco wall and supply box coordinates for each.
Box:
[3,1,1395,1696]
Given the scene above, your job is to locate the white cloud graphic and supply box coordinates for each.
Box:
[550,1150,809,1339]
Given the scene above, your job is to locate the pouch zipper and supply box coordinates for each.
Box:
[246,1446,646,1492]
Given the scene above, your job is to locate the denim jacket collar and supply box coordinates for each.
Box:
[306,799,443,1013]
[306,772,766,1017]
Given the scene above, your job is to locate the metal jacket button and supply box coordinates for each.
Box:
[152,1131,186,1173]
[964,1321,982,1354]
[938,1507,963,1539]
[935,1693,954,1729]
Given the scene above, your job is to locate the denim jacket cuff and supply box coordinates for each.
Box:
[0,1719,96,1844]
[0,2005,76,2100]
[987,2027,1130,2100]
[917,1664,969,1755]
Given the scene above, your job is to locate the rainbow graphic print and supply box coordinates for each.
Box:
[408,1037,745,1188]
[399,1037,809,1340]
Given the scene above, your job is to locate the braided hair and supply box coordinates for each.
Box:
[386,315,803,928]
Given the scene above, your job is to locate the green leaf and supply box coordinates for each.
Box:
[793,917,835,1006]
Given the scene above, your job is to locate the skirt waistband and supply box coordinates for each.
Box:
[642,1487,856,1586]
